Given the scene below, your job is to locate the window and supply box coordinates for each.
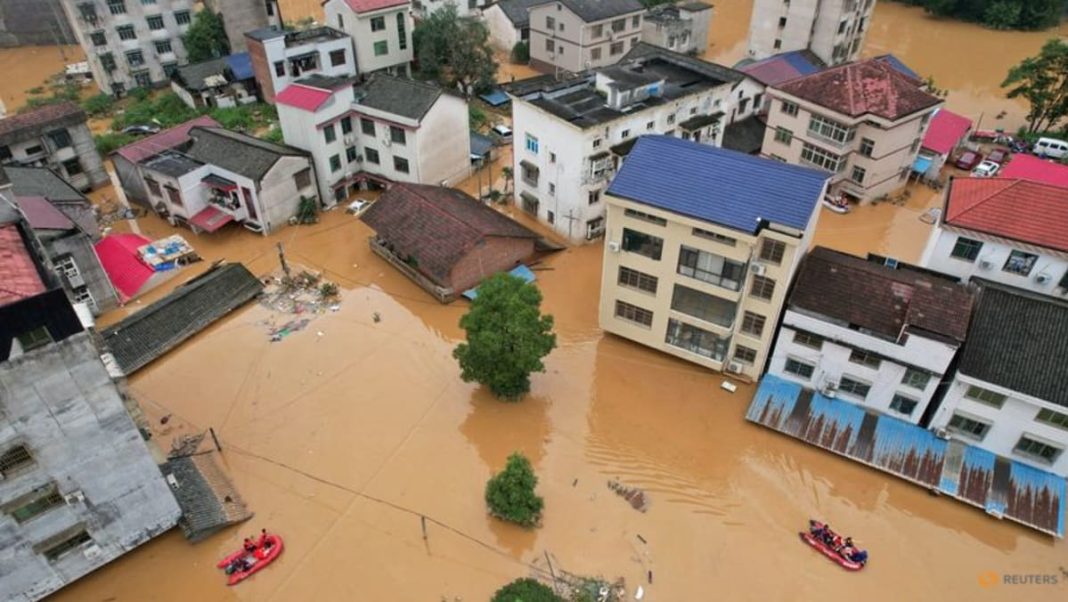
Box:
[609,41,626,56]
[615,300,653,327]
[624,208,666,226]
[371,16,386,31]
[117,25,136,41]
[1003,250,1038,276]
[910,138,921,153]
[294,168,312,190]
[784,358,815,379]
[62,158,83,176]
[665,319,730,361]
[90,31,107,46]
[329,154,341,172]
[24,144,43,156]
[397,13,407,50]
[393,157,410,173]
[890,394,918,417]
[346,146,358,163]
[734,345,758,364]
[9,484,64,524]
[749,275,776,300]
[144,176,162,196]
[839,376,871,400]
[774,127,793,144]
[390,126,406,145]
[838,20,847,33]
[330,49,346,67]
[778,17,787,27]
[1014,436,1062,464]
[175,10,191,25]
[547,211,555,224]
[671,284,737,327]
[126,50,144,67]
[965,385,1006,408]
[773,39,782,50]
[800,142,844,172]
[133,71,152,88]
[621,228,664,260]
[592,138,602,149]
[592,24,603,37]
[100,53,117,72]
[373,41,388,56]
[164,185,182,206]
[147,15,164,30]
[781,101,799,116]
[901,367,930,390]
[1059,270,1068,290]
[793,331,823,350]
[274,61,285,77]
[107,0,126,15]
[807,115,855,145]
[361,118,375,136]
[546,16,555,29]
[341,117,352,135]
[849,349,881,370]
[525,133,539,154]
[667,113,675,125]
[364,148,380,164]
[950,237,983,262]
[588,189,600,205]
[17,326,52,352]
[42,529,93,562]
[618,267,657,293]
[632,15,640,27]
[548,183,555,195]
[741,312,766,337]
[612,18,626,32]
[521,161,538,185]
[0,444,34,476]
[677,246,746,291]
[324,124,336,144]
[759,239,786,264]
[692,228,735,246]
[1036,408,1068,431]
[155,39,172,54]
[141,0,157,4]
[48,129,72,149]
[859,137,875,157]
[545,39,555,53]
[162,62,178,77]
[850,165,866,184]
[591,47,602,61]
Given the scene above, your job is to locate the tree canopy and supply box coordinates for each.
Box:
[453,272,556,400]
[1002,38,1068,134]
[183,10,230,63]
[491,578,562,602]
[895,0,1061,30]
[485,453,544,527]
[413,4,497,95]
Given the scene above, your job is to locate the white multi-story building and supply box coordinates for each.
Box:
[202,0,281,52]
[245,25,357,104]
[484,0,542,51]
[747,0,876,66]
[640,1,712,56]
[928,280,1068,477]
[323,0,413,77]
[61,0,194,95]
[769,247,974,424]
[919,178,1068,298]
[276,74,471,206]
[506,43,762,243]
[528,0,646,73]
[598,135,829,379]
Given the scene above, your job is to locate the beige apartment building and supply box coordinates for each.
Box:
[761,57,941,202]
[747,0,876,66]
[528,0,646,73]
[599,135,829,379]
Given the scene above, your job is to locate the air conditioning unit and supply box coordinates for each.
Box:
[977,257,993,270]
[933,427,949,440]
[1036,273,1051,284]
[726,362,743,374]
[166,473,180,488]
[64,490,85,505]
[607,240,620,253]
[751,263,767,276]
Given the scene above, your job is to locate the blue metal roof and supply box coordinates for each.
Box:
[478,89,511,107]
[225,52,254,82]
[462,265,535,300]
[877,54,920,81]
[782,51,823,76]
[607,136,829,234]
[470,131,494,159]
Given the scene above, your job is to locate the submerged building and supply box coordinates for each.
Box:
[747,0,876,66]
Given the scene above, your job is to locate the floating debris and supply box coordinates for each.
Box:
[608,479,649,512]
[269,318,311,342]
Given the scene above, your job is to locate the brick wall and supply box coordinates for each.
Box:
[246,37,276,103]
[448,236,535,293]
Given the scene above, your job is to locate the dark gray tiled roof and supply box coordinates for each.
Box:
[538,0,645,22]
[244,26,286,41]
[295,73,358,90]
[722,115,767,155]
[958,280,1068,407]
[4,166,87,203]
[494,0,548,27]
[354,75,443,121]
[623,43,746,85]
[102,263,263,375]
[184,127,308,180]
[173,57,231,91]
[163,453,253,542]
[0,166,9,188]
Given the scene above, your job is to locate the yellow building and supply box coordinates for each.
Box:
[599,135,829,380]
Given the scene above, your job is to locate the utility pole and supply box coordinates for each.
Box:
[562,209,579,241]
[276,242,291,277]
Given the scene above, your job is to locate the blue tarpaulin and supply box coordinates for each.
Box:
[912,155,933,174]
[225,52,254,81]
[479,89,510,107]
[462,265,535,300]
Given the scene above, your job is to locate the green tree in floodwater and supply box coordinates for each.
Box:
[183,10,230,62]
[413,4,497,95]
[491,577,562,602]
[485,453,544,527]
[1002,39,1068,134]
[453,273,556,400]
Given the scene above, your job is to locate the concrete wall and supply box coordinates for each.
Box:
[277,89,350,203]
[2,122,107,191]
[325,0,412,76]
[259,154,317,232]
[258,33,356,105]
[417,0,488,19]
[747,0,874,65]
[0,0,76,47]
[919,225,1068,297]
[929,375,1068,477]
[529,3,644,73]
[449,235,535,292]
[0,333,181,601]
[113,154,148,206]
[641,6,711,55]
[484,4,522,52]
[415,93,471,186]
[45,233,120,315]
[203,0,280,53]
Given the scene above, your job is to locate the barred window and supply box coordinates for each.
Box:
[615,300,653,327]
[618,267,657,293]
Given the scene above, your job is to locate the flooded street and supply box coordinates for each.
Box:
[0,45,85,112]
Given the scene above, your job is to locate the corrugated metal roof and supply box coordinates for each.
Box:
[922,109,973,156]
[95,233,154,300]
[225,52,254,81]
[275,83,334,112]
[606,136,828,233]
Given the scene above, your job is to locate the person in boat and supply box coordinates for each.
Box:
[256,528,268,548]
[243,538,256,554]
[849,548,868,565]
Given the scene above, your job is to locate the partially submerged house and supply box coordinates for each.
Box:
[361,184,540,302]
[171,53,258,109]
[528,0,647,73]
[112,115,221,207]
[641,2,712,55]
[914,108,972,179]
[0,102,107,191]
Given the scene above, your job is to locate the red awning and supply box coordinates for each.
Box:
[202,174,237,191]
[189,205,235,233]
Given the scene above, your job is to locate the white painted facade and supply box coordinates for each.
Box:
[919,224,1068,298]
[747,0,875,66]
[484,3,526,51]
[415,0,488,19]
[324,0,414,76]
[769,309,958,424]
[929,375,1068,477]
[247,27,357,104]
[528,2,646,73]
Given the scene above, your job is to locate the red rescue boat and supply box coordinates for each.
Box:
[217,533,284,586]
[799,521,867,571]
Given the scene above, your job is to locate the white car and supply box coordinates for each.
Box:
[346,199,371,215]
[491,124,513,142]
[972,160,1000,178]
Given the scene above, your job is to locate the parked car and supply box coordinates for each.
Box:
[987,148,1009,164]
[491,124,512,143]
[955,151,982,170]
[345,199,372,215]
[972,160,1000,177]
[1033,137,1068,159]
[122,124,161,136]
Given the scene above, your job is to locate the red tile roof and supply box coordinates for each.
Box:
[922,109,972,156]
[776,58,941,121]
[0,102,84,140]
[999,154,1068,188]
[338,0,409,13]
[944,178,1068,253]
[0,223,46,307]
[275,83,334,112]
[114,116,220,163]
[790,246,974,342]
[15,196,75,230]
[360,184,539,286]
[95,233,154,301]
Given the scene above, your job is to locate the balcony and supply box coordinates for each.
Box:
[670,284,737,330]
[677,245,746,292]
[664,318,730,362]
